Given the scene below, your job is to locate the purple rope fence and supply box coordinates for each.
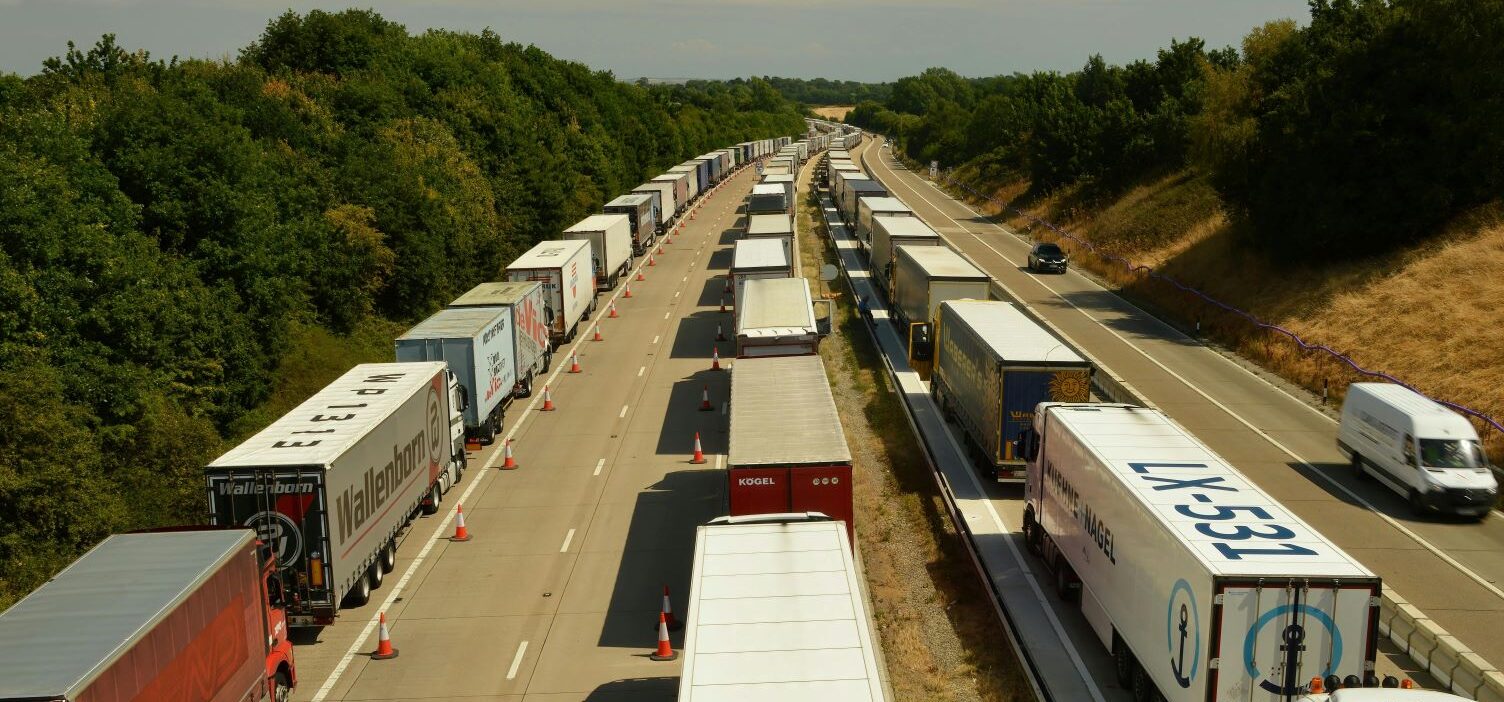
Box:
[932,169,1504,446]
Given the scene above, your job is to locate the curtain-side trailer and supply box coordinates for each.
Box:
[602,194,656,255]
[652,172,692,215]
[870,215,941,298]
[856,196,914,249]
[395,307,517,444]
[730,238,792,308]
[890,244,990,330]
[564,213,634,289]
[448,281,552,398]
[505,239,595,347]
[734,277,821,358]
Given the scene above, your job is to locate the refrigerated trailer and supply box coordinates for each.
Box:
[602,194,656,255]
[207,362,467,626]
[1018,403,1383,702]
[728,355,854,541]
[746,183,789,215]
[395,307,516,444]
[652,172,692,215]
[891,244,991,330]
[448,281,552,399]
[564,213,634,290]
[505,239,594,346]
[632,182,675,233]
[669,165,702,202]
[870,215,941,298]
[734,277,822,358]
[932,300,1092,482]
[0,529,296,702]
[677,515,888,702]
[730,238,792,308]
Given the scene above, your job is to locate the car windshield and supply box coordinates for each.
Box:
[1037,244,1063,256]
[1419,438,1484,469]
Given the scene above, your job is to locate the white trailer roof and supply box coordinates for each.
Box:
[858,197,911,215]
[747,214,794,236]
[680,519,886,701]
[737,277,816,337]
[941,300,1085,364]
[653,172,687,182]
[728,354,849,467]
[873,216,938,240]
[1049,404,1375,578]
[751,183,786,196]
[761,174,795,184]
[508,239,589,269]
[898,245,988,280]
[0,530,254,700]
[209,362,445,468]
[733,238,791,272]
[397,306,504,341]
[566,213,630,234]
[604,193,650,208]
[450,281,539,308]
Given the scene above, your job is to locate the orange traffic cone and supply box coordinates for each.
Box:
[541,385,555,411]
[648,255,656,267]
[699,385,713,412]
[609,302,618,318]
[451,503,472,542]
[501,440,518,470]
[656,245,663,256]
[636,269,645,281]
[710,346,722,371]
[662,585,682,630]
[371,612,399,660]
[593,327,603,342]
[715,323,726,342]
[723,277,731,293]
[569,351,582,373]
[624,284,633,298]
[720,296,728,313]
[650,611,678,661]
[690,432,707,464]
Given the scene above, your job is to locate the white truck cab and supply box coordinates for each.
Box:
[1337,383,1497,519]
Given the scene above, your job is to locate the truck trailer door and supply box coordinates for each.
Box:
[1211,581,1378,701]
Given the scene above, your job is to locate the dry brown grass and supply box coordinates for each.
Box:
[812,105,856,121]
[797,169,1029,701]
[939,167,1504,460]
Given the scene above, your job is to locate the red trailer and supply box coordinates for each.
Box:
[726,355,855,544]
[0,529,296,702]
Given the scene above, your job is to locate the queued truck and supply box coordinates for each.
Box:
[890,244,991,332]
[668,164,702,203]
[652,172,692,217]
[760,173,796,212]
[730,238,793,308]
[746,183,789,215]
[602,194,656,255]
[565,214,634,290]
[1016,403,1383,702]
[841,180,890,229]
[207,362,468,625]
[395,307,518,445]
[734,277,825,358]
[727,355,855,543]
[505,239,595,346]
[931,300,1093,482]
[870,215,941,298]
[856,196,914,249]
[448,281,552,398]
[0,529,297,702]
[677,515,888,702]
[631,183,674,235]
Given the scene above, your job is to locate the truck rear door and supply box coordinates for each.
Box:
[1211,580,1379,700]
[207,469,334,616]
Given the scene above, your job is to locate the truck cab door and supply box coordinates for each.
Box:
[908,323,933,379]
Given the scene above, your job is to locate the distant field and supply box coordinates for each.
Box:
[812,105,854,121]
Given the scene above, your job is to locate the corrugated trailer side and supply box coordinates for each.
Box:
[870,215,941,298]
[890,244,990,330]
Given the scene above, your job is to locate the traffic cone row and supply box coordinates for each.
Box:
[710,346,722,371]
[648,255,656,267]
[715,323,726,342]
[371,612,399,660]
[450,503,472,542]
[650,611,677,661]
[593,326,603,342]
[690,432,706,464]
[501,440,518,470]
[699,385,713,412]
[541,385,555,411]
[609,302,618,318]
[624,284,633,298]
[569,351,581,374]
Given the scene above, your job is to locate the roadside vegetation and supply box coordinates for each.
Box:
[0,9,805,607]
[797,166,1028,701]
[849,0,1504,458]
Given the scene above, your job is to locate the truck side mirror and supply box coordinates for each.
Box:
[455,384,469,413]
[266,574,286,607]
[1018,430,1039,462]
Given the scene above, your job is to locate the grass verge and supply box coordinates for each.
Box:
[797,166,1029,701]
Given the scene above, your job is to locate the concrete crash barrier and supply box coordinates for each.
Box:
[1478,671,1504,702]
[1380,587,1502,698]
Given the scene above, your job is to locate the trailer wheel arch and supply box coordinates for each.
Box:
[1112,630,1138,687]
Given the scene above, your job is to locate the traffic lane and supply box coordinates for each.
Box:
[861,144,1504,666]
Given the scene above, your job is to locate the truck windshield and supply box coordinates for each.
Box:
[1419,438,1485,469]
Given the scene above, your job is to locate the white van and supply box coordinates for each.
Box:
[1337,382,1497,519]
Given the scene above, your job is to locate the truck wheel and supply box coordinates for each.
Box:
[274,672,293,702]
[1054,562,1079,603]
[1022,509,1043,557]
[440,467,453,494]
[520,374,534,398]
[368,561,384,589]
[422,483,441,516]
[1131,663,1154,702]
[1113,633,1136,686]
[380,541,397,574]
[1351,452,1367,479]
[343,572,371,608]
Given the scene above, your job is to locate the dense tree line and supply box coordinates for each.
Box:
[683,76,889,107]
[848,0,1504,258]
[0,10,804,605]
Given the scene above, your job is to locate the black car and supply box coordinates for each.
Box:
[1027,242,1068,273]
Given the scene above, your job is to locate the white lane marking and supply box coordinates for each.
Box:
[637,366,646,377]
[664,311,671,319]
[559,528,576,553]
[682,276,688,282]
[721,401,727,416]
[674,291,680,299]
[506,640,528,680]
[652,335,660,344]
[310,232,659,702]
[715,453,725,471]
[619,404,629,418]
[594,459,605,476]
[871,145,1504,604]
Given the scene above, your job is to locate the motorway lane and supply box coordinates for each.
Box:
[852,137,1504,667]
[291,165,759,701]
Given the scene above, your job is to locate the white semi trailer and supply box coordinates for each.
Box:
[1018,403,1382,702]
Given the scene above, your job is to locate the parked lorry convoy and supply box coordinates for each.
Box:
[727,355,854,541]
[870,215,941,297]
[734,277,823,358]
[677,515,887,702]
[564,214,634,290]
[206,362,467,625]
[746,183,789,215]
[891,244,991,331]
[505,239,594,346]
[395,307,517,445]
[931,300,1093,482]
[0,529,297,702]
[668,164,702,203]
[841,180,889,228]
[730,238,792,308]
[1017,403,1382,702]
[856,196,914,249]
[652,172,692,217]
[448,281,552,398]
[601,194,655,255]
[633,182,675,232]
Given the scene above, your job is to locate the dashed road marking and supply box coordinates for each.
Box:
[559,528,576,553]
[506,641,529,680]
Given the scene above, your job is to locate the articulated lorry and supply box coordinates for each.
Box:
[505,239,595,347]
[602,194,655,255]
[735,277,824,358]
[564,214,634,291]
[1018,403,1383,702]
[730,238,792,308]
[396,306,527,444]
[856,196,914,249]
[931,300,1092,481]
[633,182,676,233]
[746,183,789,215]
[448,281,552,399]
[207,362,467,626]
[891,244,991,331]
[0,529,297,702]
[870,215,941,298]
[651,173,692,217]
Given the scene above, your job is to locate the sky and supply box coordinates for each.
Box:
[0,0,1312,82]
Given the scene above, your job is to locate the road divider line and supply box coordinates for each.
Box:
[637,366,645,377]
[664,311,671,319]
[619,404,629,418]
[506,640,528,680]
[652,335,660,344]
[594,459,605,477]
[559,528,576,553]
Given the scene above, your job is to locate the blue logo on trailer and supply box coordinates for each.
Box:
[1166,579,1199,688]
[1243,604,1342,695]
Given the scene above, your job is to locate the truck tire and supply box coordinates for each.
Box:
[1054,561,1079,604]
[1131,663,1154,702]
[343,572,371,608]
[368,561,384,589]
[421,483,441,516]
[1351,452,1367,479]
[1113,633,1136,686]
[380,541,397,574]
[274,672,293,702]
